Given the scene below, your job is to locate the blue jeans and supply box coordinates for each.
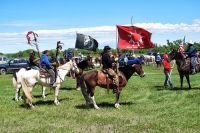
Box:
[190,56,195,69]
[164,73,174,88]
[32,66,40,70]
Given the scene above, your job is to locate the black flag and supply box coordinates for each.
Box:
[75,33,98,52]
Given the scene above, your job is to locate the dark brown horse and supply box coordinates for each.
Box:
[168,50,200,89]
[67,59,95,90]
[80,63,145,109]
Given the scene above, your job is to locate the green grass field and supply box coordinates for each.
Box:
[0,64,200,133]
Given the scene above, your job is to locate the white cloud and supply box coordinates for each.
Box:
[0,22,200,53]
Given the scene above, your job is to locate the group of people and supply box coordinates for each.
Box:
[28,39,197,91]
[29,50,56,88]
[163,40,197,89]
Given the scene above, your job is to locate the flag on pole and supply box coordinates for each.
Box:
[177,35,186,58]
[117,25,155,50]
[75,33,98,52]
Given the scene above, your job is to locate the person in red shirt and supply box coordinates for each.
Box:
[162,54,174,89]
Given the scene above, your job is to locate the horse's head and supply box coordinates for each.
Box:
[168,49,177,62]
[72,60,79,74]
[87,60,95,69]
[132,63,145,77]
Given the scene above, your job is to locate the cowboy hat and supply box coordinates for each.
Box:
[30,51,35,54]
[187,40,194,45]
[103,45,111,50]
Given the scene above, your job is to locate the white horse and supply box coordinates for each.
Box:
[142,55,155,66]
[13,68,47,101]
[21,60,79,108]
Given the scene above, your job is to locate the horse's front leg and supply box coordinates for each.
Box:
[115,88,121,109]
[185,75,191,89]
[54,84,60,105]
[42,86,46,98]
[76,77,81,90]
[179,74,184,89]
[90,88,99,109]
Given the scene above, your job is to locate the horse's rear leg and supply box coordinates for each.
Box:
[15,84,22,101]
[185,75,191,89]
[180,74,184,89]
[89,87,99,109]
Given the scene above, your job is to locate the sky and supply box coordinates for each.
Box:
[0,0,200,53]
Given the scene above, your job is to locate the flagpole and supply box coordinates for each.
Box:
[116,25,119,74]
[131,16,134,54]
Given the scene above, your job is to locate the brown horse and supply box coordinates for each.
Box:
[67,59,95,90]
[168,50,200,89]
[80,63,145,109]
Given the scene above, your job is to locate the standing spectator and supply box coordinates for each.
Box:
[66,50,72,62]
[162,54,174,89]
[124,55,128,66]
[156,53,162,69]
[78,52,82,63]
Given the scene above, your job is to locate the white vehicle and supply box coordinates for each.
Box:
[0,55,8,64]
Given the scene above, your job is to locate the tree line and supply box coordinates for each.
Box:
[3,39,200,58]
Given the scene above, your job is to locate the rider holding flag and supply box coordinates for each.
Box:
[102,46,119,93]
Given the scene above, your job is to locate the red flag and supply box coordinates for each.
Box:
[178,35,186,58]
[117,25,155,50]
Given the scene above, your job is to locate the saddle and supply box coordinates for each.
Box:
[181,57,199,74]
[39,68,51,78]
[99,69,123,91]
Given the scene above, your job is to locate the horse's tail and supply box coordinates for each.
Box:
[21,74,33,102]
[12,71,17,87]
[80,74,89,103]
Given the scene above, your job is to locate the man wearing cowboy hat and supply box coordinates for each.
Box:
[29,51,40,70]
[156,52,162,69]
[184,40,196,74]
[102,45,119,93]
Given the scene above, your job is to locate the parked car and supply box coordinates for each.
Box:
[0,55,9,64]
[0,58,29,75]
[119,56,142,67]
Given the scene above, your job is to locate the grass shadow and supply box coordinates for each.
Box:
[33,93,52,98]
[155,85,200,91]
[60,87,76,91]
[75,101,134,109]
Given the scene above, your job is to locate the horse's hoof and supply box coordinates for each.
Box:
[54,101,60,105]
[76,87,81,91]
[42,95,46,98]
[15,98,18,101]
[94,106,100,109]
[19,97,22,100]
[115,103,120,109]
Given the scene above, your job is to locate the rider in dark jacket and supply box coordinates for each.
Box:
[184,40,196,74]
[102,46,118,93]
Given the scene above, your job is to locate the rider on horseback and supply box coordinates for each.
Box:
[102,46,119,93]
[29,51,40,70]
[184,40,196,75]
[40,50,56,88]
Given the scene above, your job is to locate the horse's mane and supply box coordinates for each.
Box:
[58,61,73,70]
